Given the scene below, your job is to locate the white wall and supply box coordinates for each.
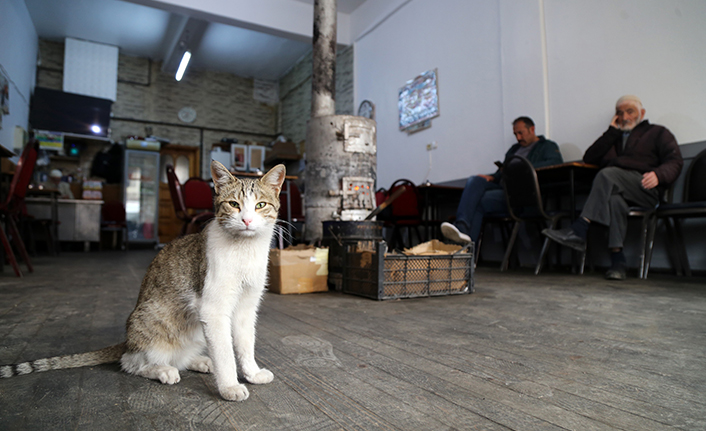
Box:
[354,0,507,188]
[544,0,706,161]
[0,0,38,154]
[352,0,706,187]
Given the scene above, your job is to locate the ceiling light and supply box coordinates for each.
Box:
[175,51,191,81]
[90,125,102,134]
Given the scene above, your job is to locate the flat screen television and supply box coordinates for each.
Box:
[29,87,112,138]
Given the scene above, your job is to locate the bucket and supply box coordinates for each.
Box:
[322,220,383,291]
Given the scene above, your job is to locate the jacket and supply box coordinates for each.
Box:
[490,136,563,182]
[583,120,683,186]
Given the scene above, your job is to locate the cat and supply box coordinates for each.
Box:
[0,160,285,402]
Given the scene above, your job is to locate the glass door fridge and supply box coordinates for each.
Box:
[124,149,160,244]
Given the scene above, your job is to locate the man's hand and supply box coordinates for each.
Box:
[610,114,620,129]
[477,174,494,182]
[641,171,659,190]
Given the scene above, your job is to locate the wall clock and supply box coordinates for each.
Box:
[178,106,197,123]
[358,100,375,120]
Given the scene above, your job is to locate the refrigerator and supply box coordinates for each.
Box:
[124,149,160,244]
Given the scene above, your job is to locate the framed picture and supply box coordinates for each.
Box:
[231,144,247,171]
[398,69,440,131]
[248,145,265,173]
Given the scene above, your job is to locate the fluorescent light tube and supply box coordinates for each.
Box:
[175,51,191,81]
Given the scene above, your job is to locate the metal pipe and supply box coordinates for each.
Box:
[311,0,336,118]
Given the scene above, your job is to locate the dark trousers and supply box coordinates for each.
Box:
[580,167,659,249]
[455,176,508,242]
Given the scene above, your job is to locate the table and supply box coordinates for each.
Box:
[26,189,61,254]
[535,162,599,220]
[25,197,103,252]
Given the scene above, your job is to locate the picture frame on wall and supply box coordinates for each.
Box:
[248,145,265,173]
[231,144,247,171]
[398,69,440,131]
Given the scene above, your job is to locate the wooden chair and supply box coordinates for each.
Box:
[502,155,573,274]
[0,141,39,277]
[166,165,214,237]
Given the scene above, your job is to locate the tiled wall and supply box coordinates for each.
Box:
[279,45,354,144]
[37,40,277,178]
[35,39,354,178]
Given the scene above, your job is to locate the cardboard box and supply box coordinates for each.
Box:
[268,245,329,294]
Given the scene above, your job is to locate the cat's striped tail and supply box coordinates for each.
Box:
[0,342,126,378]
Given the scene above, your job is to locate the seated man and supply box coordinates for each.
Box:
[442,116,563,244]
[543,95,683,280]
[46,169,74,199]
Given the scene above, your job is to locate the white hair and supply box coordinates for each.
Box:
[616,95,643,110]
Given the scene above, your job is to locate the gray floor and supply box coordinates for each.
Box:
[0,250,705,430]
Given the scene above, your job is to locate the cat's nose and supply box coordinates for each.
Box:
[243,218,253,227]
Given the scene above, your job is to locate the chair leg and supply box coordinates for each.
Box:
[7,216,32,273]
[662,217,683,276]
[673,218,691,277]
[474,228,484,268]
[642,215,658,279]
[637,213,654,279]
[501,221,520,272]
[0,219,22,277]
[535,237,551,275]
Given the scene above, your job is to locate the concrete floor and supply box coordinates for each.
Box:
[1,250,705,430]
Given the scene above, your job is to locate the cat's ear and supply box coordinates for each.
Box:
[211,160,236,194]
[260,164,286,195]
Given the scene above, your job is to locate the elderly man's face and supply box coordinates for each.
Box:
[615,102,645,131]
[513,122,538,147]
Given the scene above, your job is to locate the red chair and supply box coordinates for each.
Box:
[276,181,304,247]
[0,140,39,277]
[279,180,304,223]
[183,177,215,212]
[385,179,426,250]
[166,165,214,237]
[100,201,128,251]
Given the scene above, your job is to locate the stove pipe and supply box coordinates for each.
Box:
[304,0,377,243]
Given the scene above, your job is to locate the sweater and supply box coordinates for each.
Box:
[583,120,683,186]
[490,136,563,182]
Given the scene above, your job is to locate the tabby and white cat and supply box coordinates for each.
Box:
[0,161,285,402]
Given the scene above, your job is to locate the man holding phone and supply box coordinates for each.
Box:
[442,116,563,246]
[543,95,682,280]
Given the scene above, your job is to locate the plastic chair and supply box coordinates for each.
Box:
[0,140,39,277]
[100,201,128,251]
[501,155,572,274]
[166,165,214,236]
[644,148,706,277]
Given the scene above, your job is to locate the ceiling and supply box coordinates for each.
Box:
[25,0,367,81]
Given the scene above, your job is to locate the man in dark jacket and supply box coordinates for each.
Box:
[543,95,683,280]
[442,116,563,244]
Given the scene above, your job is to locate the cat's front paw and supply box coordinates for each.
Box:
[187,356,213,374]
[157,367,181,385]
[245,368,274,385]
[220,384,249,402]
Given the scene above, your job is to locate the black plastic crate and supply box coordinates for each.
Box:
[342,241,474,300]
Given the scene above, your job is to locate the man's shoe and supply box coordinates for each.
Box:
[605,264,627,280]
[441,222,471,244]
[542,227,586,252]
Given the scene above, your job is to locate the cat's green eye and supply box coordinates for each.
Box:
[228,201,240,209]
[255,202,266,209]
